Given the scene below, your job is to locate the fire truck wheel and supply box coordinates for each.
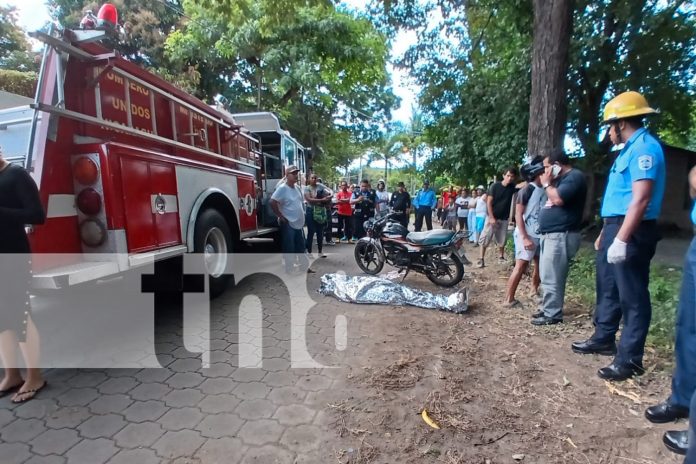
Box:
[194,209,234,298]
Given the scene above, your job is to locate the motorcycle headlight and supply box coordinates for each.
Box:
[363,220,372,230]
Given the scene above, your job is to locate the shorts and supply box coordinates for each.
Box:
[475,216,486,233]
[0,255,32,342]
[513,228,540,262]
[479,219,508,247]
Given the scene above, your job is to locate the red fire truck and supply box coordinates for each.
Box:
[19,18,304,297]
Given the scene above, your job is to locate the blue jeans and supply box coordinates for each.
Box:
[592,220,658,367]
[280,222,308,272]
[669,237,696,409]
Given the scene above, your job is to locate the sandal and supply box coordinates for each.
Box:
[11,381,47,404]
[0,380,24,398]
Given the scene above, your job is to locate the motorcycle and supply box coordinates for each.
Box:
[354,213,471,287]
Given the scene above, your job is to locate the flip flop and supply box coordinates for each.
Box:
[0,381,24,398]
[11,381,47,404]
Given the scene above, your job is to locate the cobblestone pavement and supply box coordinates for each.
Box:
[0,245,367,464]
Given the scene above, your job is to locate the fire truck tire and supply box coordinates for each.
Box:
[194,209,234,299]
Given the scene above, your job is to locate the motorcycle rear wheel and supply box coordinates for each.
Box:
[354,241,384,275]
[425,251,464,287]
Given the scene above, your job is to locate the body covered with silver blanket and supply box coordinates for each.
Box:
[319,273,468,314]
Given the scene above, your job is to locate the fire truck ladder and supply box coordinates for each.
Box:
[26,29,261,172]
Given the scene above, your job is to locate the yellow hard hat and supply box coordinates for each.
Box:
[602,91,658,123]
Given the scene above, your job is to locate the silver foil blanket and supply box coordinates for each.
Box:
[318,273,469,314]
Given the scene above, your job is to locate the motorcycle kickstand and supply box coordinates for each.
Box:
[398,267,410,283]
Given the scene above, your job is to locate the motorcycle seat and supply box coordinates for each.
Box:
[406,229,455,245]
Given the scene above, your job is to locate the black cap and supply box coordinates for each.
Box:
[423,179,430,184]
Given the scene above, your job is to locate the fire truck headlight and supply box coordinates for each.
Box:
[73,157,100,185]
[77,188,102,216]
[80,218,107,247]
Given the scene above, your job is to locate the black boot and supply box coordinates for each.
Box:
[571,339,616,356]
[645,401,689,424]
[663,430,688,455]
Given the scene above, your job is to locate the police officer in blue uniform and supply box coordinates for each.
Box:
[572,91,665,381]
[647,165,696,457]
[413,179,436,232]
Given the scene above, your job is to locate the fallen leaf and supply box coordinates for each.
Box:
[604,381,642,404]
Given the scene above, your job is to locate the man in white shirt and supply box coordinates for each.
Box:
[455,188,470,232]
[271,165,312,274]
[375,179,390,218]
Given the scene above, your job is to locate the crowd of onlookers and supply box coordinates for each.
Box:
[270,91,694,460]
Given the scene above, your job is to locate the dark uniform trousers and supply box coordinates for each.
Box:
[392,212,408,228]
[414,206,433,232]
[353,213,371,239]
[592,218,659,367]
[669,237,696,409]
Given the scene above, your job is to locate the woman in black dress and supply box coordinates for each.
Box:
[0,146,46,403]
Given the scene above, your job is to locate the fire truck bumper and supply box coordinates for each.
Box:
[33,261,121,289]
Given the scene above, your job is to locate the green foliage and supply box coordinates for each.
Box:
[373,0,696,188]
[567,248,681,356]
[48,0,396,172]
[565,248,598,309]
[0,69,37,97]
[568,0,696,173]
[371,0,533,184]
[0,6,37,72]
[165,0,397,162]
[49,0,184,69]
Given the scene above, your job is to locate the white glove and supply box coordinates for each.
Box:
[607,238,628,264]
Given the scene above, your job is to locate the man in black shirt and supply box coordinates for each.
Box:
[477,167,517,267]
[531,149,587,326]
[350,179,376,239]
[389,181,411,228]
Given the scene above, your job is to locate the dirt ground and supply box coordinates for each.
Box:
[316,237,685,464]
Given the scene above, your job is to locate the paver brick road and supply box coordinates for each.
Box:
[0,247,365,464]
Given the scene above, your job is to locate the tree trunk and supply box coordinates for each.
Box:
[256,66,262,110]
[527,0,574,157]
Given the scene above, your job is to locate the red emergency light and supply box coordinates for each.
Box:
[76,188,102,216]
[97,3,118,28]
[73,157,99,185]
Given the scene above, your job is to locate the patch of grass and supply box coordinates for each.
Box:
[566,248,680,356]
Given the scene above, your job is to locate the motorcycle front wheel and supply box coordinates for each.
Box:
[425,251,464,287]
[354,241,385,275]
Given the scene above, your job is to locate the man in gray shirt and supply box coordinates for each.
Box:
[271,165,312,274]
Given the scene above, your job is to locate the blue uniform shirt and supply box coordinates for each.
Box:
[691,199,696,226]
[600,128,665,220]
[414,188,436,209]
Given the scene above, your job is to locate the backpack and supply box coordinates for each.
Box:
[312,187,328,224]
[313,205,327,224]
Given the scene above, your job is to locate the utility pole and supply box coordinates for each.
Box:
[358,154,363,185]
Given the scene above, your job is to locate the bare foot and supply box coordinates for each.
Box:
[11,379,47,403]
[0,376,24,393]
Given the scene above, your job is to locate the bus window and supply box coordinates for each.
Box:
[298,148,305,173]
[283,137,295,166]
